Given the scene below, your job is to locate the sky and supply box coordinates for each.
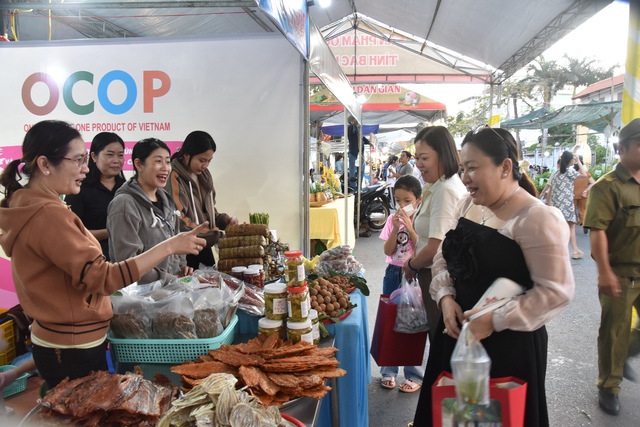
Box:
[403,1,630,117]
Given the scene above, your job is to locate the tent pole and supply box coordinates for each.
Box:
[343,114,351,240]
[303,61,311,257]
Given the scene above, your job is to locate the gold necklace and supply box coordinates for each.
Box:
[481,187,520,225]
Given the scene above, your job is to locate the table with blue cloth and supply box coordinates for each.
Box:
[237,289,371,427]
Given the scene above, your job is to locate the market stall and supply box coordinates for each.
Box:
[309,196,356,250]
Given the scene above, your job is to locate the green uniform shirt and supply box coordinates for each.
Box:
[583,163,640,277]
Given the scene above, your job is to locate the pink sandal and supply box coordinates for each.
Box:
[380,376,396,389]
[399,378,421,393]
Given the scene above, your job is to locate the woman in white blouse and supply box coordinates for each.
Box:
[404,126,467,344]
[411,127,575,427]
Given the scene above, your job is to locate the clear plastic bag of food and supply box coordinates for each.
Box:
[194,268,264,316]
[393,277,428,333]
[451,323,491,409]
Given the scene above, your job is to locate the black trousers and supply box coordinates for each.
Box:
[32,341,108,389]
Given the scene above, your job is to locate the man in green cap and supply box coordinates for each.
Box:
[584,117,640,416]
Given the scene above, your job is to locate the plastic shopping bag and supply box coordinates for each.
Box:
[392,277,429,333]
[451,323,491,409]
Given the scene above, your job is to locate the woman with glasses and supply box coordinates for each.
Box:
[108,137,194,284]
[411,127,574,427]
[166,131,236,269]
[65,132,126,260]
[0,120,206,388]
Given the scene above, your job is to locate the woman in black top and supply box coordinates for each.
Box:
[65,132,126,260]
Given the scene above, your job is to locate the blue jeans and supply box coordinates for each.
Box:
[380,264,426,383]
[348,153,364,187]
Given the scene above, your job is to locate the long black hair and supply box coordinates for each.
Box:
[559,151,574,174]
[0,120,81,207]
[84,132,126,185]
[170,131,216,169]
[131,138,171,178]
[461,127,537,197]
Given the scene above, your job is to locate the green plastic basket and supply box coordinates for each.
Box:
[1,365,29,398]
[107,315,237,364]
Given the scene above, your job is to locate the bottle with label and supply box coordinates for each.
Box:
[287,283,310,322]
[264,282,288,320]
[286,319,313,344]
[284,250,305,288]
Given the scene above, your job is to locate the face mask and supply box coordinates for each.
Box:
[409,159,415,165]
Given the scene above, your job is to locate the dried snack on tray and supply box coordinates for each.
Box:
[41,371,177,425]
[171,335,346,407]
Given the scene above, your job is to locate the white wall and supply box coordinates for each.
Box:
[0,34,305,258]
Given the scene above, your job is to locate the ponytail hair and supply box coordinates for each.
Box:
[462,127,538,197]
[0,120,81,207]
[0,160,25,208]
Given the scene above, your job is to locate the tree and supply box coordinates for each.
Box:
[563,55,617,95]
[520,56,568,109]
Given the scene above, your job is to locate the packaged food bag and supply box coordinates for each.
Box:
[451,323,491,409]
[392,277,428,333]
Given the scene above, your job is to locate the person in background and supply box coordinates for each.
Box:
[335,153,344,175]
[572,154,595,233]
[378,175,423,392]
[0,120,206,388]
[403,126,466,345]
[389,151,414,178]
[108,138,193,284]
[65,132,125,260]
[347,116,369,188]
[583,118,640,416]
[547,151,587,259]
[167,130,236,269]
[412,127,574,427]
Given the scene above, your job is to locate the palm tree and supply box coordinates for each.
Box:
[563,55,617,95]
[520,56,568,109]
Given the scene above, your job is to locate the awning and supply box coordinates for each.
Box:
[500,101,621,132]
[501,108,551,128]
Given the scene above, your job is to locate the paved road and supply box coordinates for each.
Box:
[354,224,640,426]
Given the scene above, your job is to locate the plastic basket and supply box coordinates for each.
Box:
[107,315,237,364]
[0,364,29,398]
[0,319,16,365]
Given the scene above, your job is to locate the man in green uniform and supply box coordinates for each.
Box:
[583,118,640,416]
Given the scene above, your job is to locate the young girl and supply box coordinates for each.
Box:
[379,174,423,392]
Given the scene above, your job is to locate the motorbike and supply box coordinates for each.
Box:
[354,182,393,234]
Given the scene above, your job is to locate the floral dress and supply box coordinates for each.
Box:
[549,168,579,222]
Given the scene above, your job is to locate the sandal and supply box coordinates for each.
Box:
[399,378,422,393]
[380,376,396,389]
[571,251,584,259]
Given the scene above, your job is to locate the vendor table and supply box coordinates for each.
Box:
[309,196,355,249]
[238,288,371,427]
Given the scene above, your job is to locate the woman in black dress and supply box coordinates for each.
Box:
[65,132,125,260]
[412,127,575,426]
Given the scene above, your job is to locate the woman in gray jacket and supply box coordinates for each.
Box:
[108,138,191,284]
[167,131,235,269]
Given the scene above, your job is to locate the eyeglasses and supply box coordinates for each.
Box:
[62,153,90,168]
[464,125,513,154]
